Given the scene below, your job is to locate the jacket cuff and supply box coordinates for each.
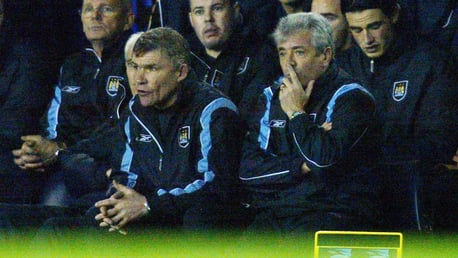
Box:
[288,112,314,132]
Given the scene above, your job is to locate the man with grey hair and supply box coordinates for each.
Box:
[239,12,378,232]
[94,27,247,231]
[0,27,246,234]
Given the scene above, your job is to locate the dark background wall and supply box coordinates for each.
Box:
[4,0,85,84]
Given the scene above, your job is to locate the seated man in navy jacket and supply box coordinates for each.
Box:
[94,27,246,231]
[340,0,458,230]
[239,13,377,233]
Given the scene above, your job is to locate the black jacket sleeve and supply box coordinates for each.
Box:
[289,90,375,171]
[239,89,306,188]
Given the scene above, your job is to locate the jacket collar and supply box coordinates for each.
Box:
[361,32,413,67]
[132,76,197,113]
[308,62,341,103]
[191,23,247,62]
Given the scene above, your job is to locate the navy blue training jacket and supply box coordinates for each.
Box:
[340,35,458,164]
[110,79,245,221]
[42,31,132,159]
[239,63,377,221]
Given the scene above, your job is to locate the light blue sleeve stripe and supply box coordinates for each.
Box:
[258,87,274,150]
[45,86,62,140]
[325,83,374,123]
[157,97,237,197]
[239,169,290,181]
[120,116,138,188]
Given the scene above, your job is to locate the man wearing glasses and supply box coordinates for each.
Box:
[11,0,134,210]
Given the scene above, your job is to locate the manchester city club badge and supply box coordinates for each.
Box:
[178,126,191,148]
[392,80,408,102]
[106,76,123,96]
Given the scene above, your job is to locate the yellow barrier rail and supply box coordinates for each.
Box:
[314,231,403,258]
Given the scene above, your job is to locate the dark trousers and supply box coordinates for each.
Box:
[0,152,47,204]
[0,203,82,234]
[248,208,367,234]
[40,153,110,207]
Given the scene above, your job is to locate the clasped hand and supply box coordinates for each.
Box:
[95,181,149,233]
[12,135,60,171]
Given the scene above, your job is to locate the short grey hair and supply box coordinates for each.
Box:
[133,27,191,70]
[272,12,335,56]
[124,32,144,61]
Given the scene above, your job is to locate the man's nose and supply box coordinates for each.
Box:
[87,8,103,20]
[135,68,146,83]
[363,30,375,44]
[204,9,214,22]
[287,52,296,67]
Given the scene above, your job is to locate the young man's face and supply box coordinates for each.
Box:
[277,32,329,87]
[189,0,238,56]
[81,0,132,43]
[346,8,397,59]
[131,50,187,109]
[311,0,349,52]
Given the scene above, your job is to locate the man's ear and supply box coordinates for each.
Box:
[123,12,135,31]
[233,1,241,17]
[322,47,333,68]
[176,64,190,83]
[189,12,194,28]
[391,3,401,25]
[232,1,243,25]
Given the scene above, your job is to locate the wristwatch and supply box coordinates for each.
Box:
[54,142,67,158]
[144,201,151,213]
[290,110,306,120]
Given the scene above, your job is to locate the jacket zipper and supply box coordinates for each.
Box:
[129,100,164,171]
